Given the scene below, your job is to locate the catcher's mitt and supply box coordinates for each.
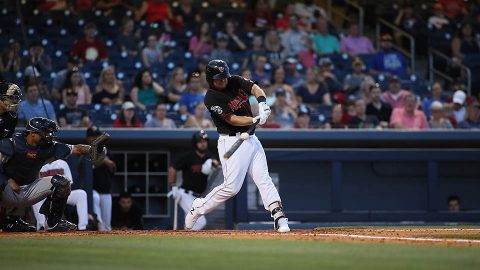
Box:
[90,132,109,167]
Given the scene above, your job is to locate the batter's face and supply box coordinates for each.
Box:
[213,78,228,90]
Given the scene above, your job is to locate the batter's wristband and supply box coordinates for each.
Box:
[257,96,266,103]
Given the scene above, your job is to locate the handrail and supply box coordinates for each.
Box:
[428,48,472,95]
[376,18,415,72]
[327,0,365,35]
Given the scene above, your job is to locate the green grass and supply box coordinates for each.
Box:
[1,235,480,270]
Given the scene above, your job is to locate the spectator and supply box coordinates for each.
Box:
[394,2,426,43]
[251,54,271,84]
[272,88,296,128]
[429,101,454,129]
[32,160,89,231]
[136,0,173,30]
[296,67,331,106]
[178,72,205,115]
[242,35,267,70]
[422,82,444,119]
[113,101,143,128]
[141,34,163,68]
[189,21,213,59]
[366,83,392,127]
[111,192,144,230]
[294,104,313,129]
[130,68,166,111]
[428,3,450,30]
[312,17,340,55]
[166,67,187,104]
[144,103,176,128]
[293,1,328,24]
[245,0,273,33]
[52,56,84,102]
[451,23,480,62]
[319,57,342,94]
[298,37,317,68]
[267,66,297,107]
[280,15,308,57]
[284,58,304,89]
[240,68,253,80]
[360,76,377,104]
[172,0,200,31]
[343,58,373,99]
[224,20,247,52]
[381,75,410,109]
[18,79,56,123]
[451,90,467,124]
[369,34,408,77]
[117,17,140,57]
[209,33,234,64]
[458,99,480,129]
[21,40,52,76]
[57,88,90,128]
[439,0,468,20]
[61,67,91,105]
[325,104,348,129]
[0,41,21,73]
[275,3,297,31]
[447,195,461,212]
[183,103,214,129]
[71,23,108,63]
[349,98,379,129]
[93,66,124,105]
[390,93,429,129]
[85,125,117,231]
[264,30,286,68]
[340,21,375,56]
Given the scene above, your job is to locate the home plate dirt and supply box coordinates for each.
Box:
[1,228,480,247]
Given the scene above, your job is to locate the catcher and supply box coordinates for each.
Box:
[0,117,109,231]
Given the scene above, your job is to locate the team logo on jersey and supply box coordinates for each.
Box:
[218,66,224,72]
[25,150,38,159]
[211,105,223,115]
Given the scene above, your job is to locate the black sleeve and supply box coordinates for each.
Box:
[204,91,234,121]
[172,153,188,171]
[0,138,14,158]
[53,142,73,160]
[231,75,254,96]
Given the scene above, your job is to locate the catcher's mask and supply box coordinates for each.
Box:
[26,117,58,145]
[0,82,22,115]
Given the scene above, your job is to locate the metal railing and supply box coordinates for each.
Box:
[428,49,472,95]
[375,18,415,72]
[327,0,365,35]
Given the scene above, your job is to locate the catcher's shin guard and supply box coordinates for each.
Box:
[40,175,71,227]
[269,201,289,232]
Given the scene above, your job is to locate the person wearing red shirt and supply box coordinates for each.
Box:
[113,101,143,128]
[71,23,108,63]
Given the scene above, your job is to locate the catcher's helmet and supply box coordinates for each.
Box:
[206,59,231,87]
[192,130,208,146]
[0,82,22,113]
[26,117,58,143]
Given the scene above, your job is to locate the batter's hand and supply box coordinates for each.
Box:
[258,102,270,125]
[8,178,20,193]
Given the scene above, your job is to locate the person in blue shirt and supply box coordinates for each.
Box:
[18,78,56,124]
[369,34,408,77]
[178,71,206,115]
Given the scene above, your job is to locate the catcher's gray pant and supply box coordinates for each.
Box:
[0,176,55,208]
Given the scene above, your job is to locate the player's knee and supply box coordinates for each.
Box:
[51,174,71,198]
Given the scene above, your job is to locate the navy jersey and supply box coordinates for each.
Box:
[204,75,254,134]
[0,133,72,186]
[173,151,212,194]
[0,112,17,139]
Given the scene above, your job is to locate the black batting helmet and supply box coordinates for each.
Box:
[0,81,22,113]
[26,117,58,143]
[206,59,231,87]
[192,130,208,146]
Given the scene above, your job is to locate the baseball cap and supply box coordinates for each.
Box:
[380,33,393,42]
[319,57,332,66]
[453,90,466,105]
[122,101,136,110]
[286,57,298,64]
[86,124,102,137]
[430,101,443,111]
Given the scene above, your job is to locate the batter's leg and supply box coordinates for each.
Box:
[178,190,207,230]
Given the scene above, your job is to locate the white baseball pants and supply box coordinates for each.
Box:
[93,190,112,231]
[192,134,281,215]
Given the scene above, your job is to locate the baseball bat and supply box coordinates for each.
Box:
[223,119,260,159]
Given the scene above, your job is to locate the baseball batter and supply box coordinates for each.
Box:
[184,60,290,232]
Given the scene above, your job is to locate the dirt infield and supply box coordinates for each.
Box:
[1,228,480,247]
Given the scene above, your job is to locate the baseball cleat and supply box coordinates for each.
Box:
[184,207,200,230]
[2,216,36,232]
[276,218,290,233]
[45,219,77,232]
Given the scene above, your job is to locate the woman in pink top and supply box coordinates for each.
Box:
[390,93,429,129]
[62,67,91,105]
[189,22,213,58]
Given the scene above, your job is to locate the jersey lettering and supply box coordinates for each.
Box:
[40,168,65,178]
[227,90,248,111]
[25,150,38,159]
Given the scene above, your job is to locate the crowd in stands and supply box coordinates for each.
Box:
[1,0,480,130]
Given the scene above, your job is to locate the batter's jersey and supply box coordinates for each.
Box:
[204,75,254,134]
[173,151,213,194]
[0,133,72,186]
[0,112,17,139]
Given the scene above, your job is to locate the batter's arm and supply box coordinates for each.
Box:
[251,84,267,99]
[225,115,258,126]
